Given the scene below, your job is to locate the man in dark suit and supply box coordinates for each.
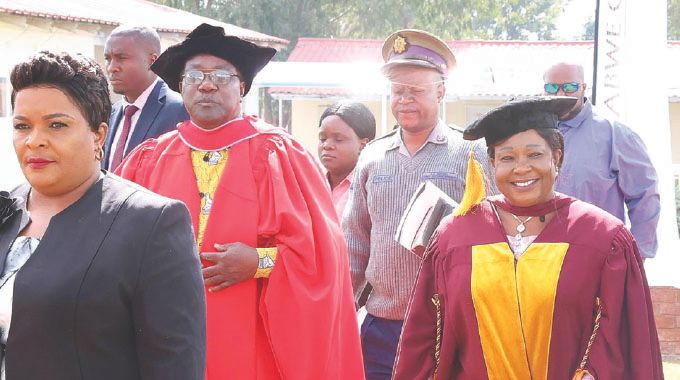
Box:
[103,25,189,171]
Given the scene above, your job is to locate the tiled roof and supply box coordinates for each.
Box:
[273,38,680,98]
[0,0,288,46]
[287,37,593,63]
[288,38,383,62]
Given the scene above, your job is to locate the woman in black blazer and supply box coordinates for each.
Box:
[0,51,206,379]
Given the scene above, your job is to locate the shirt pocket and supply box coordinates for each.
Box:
[422,172,466,203]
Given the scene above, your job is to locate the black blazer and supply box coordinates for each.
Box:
[103,79,189,170]
[0,173,205,380]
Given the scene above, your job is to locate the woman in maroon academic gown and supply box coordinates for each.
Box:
[392,97,663,380]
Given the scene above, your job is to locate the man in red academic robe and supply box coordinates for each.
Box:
[116,23,364,379]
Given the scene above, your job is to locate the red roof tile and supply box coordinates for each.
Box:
[0,0,288,46]
[274,38,595,98]
[288,38,383,62]
[273,38,680,98]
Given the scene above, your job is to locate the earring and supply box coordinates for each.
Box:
[95,146,104,161]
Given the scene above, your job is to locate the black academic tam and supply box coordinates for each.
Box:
[463,96,577,146]
[151,23,276,95]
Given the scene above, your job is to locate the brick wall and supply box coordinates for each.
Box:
[651,286,680,362]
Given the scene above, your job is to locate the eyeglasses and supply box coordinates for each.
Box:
[182,70,240,85]
[390,80,444,100]
[544,82,581,94]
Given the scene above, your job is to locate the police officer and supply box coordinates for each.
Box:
[342,29,491,380]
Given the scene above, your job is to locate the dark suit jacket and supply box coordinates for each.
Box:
[0,173,205,380]
[104,79,189,170]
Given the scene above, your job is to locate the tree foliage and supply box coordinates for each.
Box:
[581,17,595,40]
[155,0,567,48]
[156,0,215,15]
[154,0,567,124]
[670,0,680,40]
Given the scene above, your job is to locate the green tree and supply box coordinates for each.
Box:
[155,0,568,44]
[582,17,595,40]
[325,0,566,40]
[670,0,680,40]
[156,0,339,59]
[154,0,568,123]
[155,0,216,16]
[469,0,566,39]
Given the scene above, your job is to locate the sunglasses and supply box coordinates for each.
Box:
[544,82,581,94]
[182,70,240,85]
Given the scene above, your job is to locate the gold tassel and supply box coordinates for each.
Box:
[453,151,486,216]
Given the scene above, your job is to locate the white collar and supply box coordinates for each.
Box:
[123,77,159,110]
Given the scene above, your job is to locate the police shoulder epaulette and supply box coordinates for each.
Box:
[366,128,399,146]
[447,123,464,134]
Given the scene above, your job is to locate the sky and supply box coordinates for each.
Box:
[555,0,597,40]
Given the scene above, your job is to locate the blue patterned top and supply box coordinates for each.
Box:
[0,236,40,380]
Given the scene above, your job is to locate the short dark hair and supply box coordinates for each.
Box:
[487,127,564,168]
[319,101,376,141]
[109,25,161,55]
[10,51,112,132]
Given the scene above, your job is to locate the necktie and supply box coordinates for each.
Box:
[110,105,139,170]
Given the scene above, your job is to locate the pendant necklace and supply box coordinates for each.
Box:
[509,213,533,244]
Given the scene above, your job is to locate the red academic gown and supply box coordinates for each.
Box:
[393,194,663,380]
[116,116,365,380]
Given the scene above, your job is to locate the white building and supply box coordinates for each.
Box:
[0,0,287,188]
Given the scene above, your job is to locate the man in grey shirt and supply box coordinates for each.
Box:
[342,29,489,380]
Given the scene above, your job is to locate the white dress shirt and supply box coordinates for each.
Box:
[109,78,159,160]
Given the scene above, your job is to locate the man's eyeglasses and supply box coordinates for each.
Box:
[182,70,240,85]
[390,80,444,100]
[544,82,581,94]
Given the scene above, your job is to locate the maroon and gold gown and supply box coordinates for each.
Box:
[393,194,663,380]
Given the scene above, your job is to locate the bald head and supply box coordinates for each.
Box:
[543,62,587,121]
[543,62,585,83]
